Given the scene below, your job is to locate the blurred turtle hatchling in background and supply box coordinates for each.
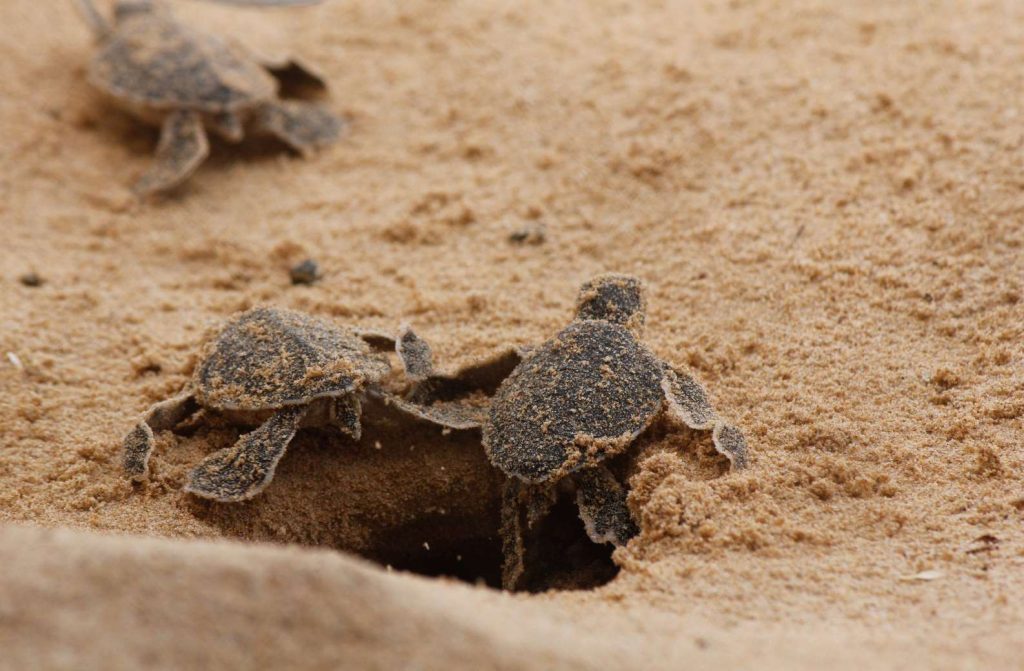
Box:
[77,0,343,195]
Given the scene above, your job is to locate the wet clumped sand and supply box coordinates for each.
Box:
[1,0,1023,669]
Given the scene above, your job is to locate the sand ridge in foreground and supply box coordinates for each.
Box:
[2,524,1020,670]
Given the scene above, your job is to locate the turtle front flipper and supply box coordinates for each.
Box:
[499,478,557,591]
[184,405,306,502]
[122,391,199,481]
[254,100,343,156]
[662,366,749,471]
[661,365,717,430]
[380,333,521,431]
[404,345,525,406]
[134,110,210,196]
[396,325,435,381]
[333,395,362,441]
[574,465,639,547]
[500,479,527,591]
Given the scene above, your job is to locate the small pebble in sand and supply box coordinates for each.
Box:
[901,570,944,582]
[289,259,321,285]
[508,224,546,245]
[19,272,43,287]
[6,352,24,370]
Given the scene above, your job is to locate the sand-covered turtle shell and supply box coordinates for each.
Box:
[483,320,664,483]
[89,10,276,112]
[194,308,389,411]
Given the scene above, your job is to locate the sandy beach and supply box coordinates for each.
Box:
[1,0,1022,667]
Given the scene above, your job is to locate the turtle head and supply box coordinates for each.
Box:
[113,0,160,23]
[574,274,647,335]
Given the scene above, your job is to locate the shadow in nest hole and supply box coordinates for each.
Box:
[183,400,630,591]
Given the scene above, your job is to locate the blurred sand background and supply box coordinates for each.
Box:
[1,0,1022,668]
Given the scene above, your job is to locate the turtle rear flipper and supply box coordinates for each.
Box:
[184,405,306,502]
[122,391,198,481]
[255,101,343,156]
[134,110,210,196]
[263,56,328,95]
[407,345,526,403]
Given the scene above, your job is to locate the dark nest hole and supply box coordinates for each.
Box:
[509,485,620,593]
[179,399,621,592]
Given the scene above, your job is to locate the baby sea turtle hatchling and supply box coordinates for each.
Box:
[399,274,749,589]
[122,307,432,502]
[77,0,343,195]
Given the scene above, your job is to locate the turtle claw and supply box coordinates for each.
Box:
[184,406,305,502]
